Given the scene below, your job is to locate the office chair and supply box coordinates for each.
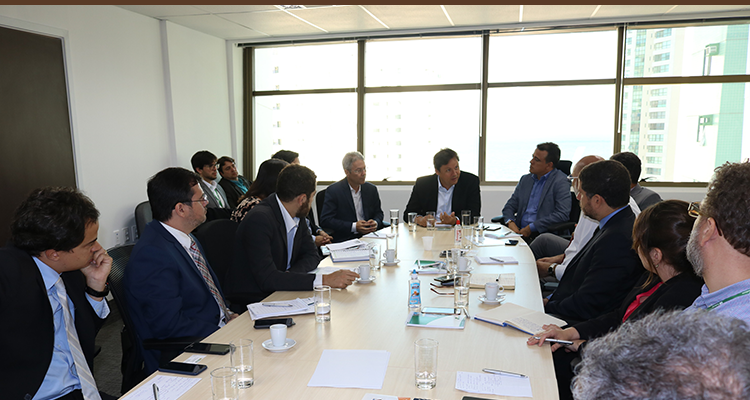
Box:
[314,189,335,235]
[134,201,152,238]
[192,219,238,296]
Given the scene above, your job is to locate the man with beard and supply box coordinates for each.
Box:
[686,162,750,324]
[544,160,643,323]
[225,164,358,307]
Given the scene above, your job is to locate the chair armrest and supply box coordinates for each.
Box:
[490,216,506,224]
[545,221,576,234]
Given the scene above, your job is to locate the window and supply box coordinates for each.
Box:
[652,65,670,73]
[650,88,668,96]
[649,111,666,119]
[650,100,667,108]
[646,167,663,175]
[653,41,671,50]
[648,123,665,130]
[653,53,670,62]
[655,28,672,38]
[647,145,664,152]
[646,156,663,163]
[647,134,664,141]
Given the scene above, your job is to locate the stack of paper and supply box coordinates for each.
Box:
[455,371,533,398]
[474,256,519,265]
[469,273,515,290]
[247,297,314,320]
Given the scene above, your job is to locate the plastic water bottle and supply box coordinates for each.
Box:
[409,270,421,312]
[454,220,462,247]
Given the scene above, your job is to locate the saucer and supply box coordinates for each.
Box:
[262,338,296,352]
[478,294,506,305]
[356,275,377,284]
[456,266,474,273]
[382,259,400,266]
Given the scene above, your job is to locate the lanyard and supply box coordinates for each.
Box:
[706,288,750,310]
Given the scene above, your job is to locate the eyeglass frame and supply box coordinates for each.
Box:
[183,193,209,206]
[688,201,701,218]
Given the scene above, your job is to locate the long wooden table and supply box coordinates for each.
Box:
[121,224,559,399]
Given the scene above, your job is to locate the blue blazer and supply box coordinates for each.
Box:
[502,169,571,233]
[125,220,226,374]
[320,179,384,243]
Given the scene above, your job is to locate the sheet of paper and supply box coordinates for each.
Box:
[326,239,367,251]
[247,297,314,320]
[121,375,201,400]
[360,394,400,400]
[308,349,390,389]
[455,371,533,398]
[362,230,389,238]
[183,354,205,364]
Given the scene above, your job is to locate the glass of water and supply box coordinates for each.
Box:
[454,272,471,309]
[314,285,331,322]
[389,209,399,234]
[407,212,418,232]
[211,367,238,400]
[473,216,484,238]
[369,243,380,270]
[229,339,254,388]
[425,211,436,231]
[415,338,438,389]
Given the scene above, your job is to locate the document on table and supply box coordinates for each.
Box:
[247,297,314,320]
[121,375,200,400]
[363,228,390,238]
[308,349,390,389]
[456,371,533,398]
[326,239,367,251]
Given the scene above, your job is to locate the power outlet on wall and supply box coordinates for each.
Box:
[114,229,121,246]
[122,227,131,244]
[131,225,139,242]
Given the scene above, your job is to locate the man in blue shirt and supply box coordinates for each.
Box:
[502,142,571,241]
[686,162,750,324]
[0,187,113,400]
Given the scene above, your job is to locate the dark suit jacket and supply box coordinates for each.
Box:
[630,184,662,211]
[125,220,225,374]
[502,169,571,233]
[0,245,105,400]
[545,207,643,322]
[218,175,251,209]
[225,194,321,308]
[320,179,384,243]
[404,171,481,222]
[574,271,703,340]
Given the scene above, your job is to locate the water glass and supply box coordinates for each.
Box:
[407,212,418,232]
[473,216,484,238]
[425,211,436,231]
[314,285,331,322]
[229,339,254,388]
[389,209,399,235]
[369,243,380,270]
[386,233,398,257]
[461,210,472,226]
[415,338,438,389]
[211,367,238,400]
[454,272,471,309]
[446,248,461,275]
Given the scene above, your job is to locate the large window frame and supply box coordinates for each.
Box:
[242,18,750,186]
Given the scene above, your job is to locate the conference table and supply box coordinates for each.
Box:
[121,224,559,400]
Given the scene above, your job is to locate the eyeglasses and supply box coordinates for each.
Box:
[688,201,701,218]
[185,193,209,205]
[351,168,366,175]
[567,175,578,183]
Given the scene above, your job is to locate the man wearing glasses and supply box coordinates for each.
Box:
[126,167,237,374]
[686,161,750,324]
[320,151,384,243]
[191,150,230,211]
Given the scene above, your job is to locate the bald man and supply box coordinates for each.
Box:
[531,155,641,281]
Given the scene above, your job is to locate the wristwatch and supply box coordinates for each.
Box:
[85,284,110,298]
[547,263,558,278]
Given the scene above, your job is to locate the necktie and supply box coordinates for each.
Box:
[188,238,231,322]
[213,188,224,207]
[53,278,101,400]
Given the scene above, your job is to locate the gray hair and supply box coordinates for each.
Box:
[573,309,750,400]
[342,151,365,171]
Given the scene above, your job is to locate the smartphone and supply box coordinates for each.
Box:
[483,225,503,231]
[462,397,493,400]
[505,240,519,246]
[434,275,455,284]
[254,318,295,329]
[183,342,230,355]
[422,307,459,315]
[158,361,207,375]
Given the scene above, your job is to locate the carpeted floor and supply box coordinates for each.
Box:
[93,299,125,398]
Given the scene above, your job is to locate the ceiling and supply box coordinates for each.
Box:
[117,5,750,42]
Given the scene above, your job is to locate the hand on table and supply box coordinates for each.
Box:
[519,225,532,238]
[527,324,581,352]
[507,220,520,234]
[315,232,332,247]
[356,219,378,234]
[415,216,427,227]
[322,269,359,288]
[438,212,457,225]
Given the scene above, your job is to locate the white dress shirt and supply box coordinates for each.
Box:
[350,184,365,233]
[275,197,323,287]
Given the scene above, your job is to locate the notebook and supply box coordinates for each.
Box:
[474,302,566,335]
[330,248,369,262]
[469,273,515,290]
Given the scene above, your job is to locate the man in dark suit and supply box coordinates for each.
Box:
[544,160,643,323]
[1,187,112,400]
[405,148,481,226]
[320,151,384,243]
[610,151,662,210]
[217,155,251,209]
[126,167,237,374]
[191,151,231,223]
[226,164,358,308]
[502,142,571,240]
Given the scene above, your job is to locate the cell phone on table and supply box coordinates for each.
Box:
[183,342,230,355]
[505,239,519,246]
[434,275,455,285]
[483,225,503,231]
[254,318,295,329]
[422,307,459,315]
[158,361,207,375]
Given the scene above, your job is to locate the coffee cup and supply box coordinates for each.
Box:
[270,324,287,347]
[357,264,371,281]
[422,236,434,250]
[458,256,472,271]
[485,282,501,301]
[384,249,396,263]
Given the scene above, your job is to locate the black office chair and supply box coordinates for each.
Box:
[314,188,335,235]
[192,219,238,295]
[134,201,152,238]
[107,244,201,393]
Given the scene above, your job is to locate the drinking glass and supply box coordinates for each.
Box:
[369,243,380,270]
[314,285,331,322]
[415,338,438,389]
[229,339,254,388]
[425,211,436,231]
[407,212,418,232]
[454,272,471,309]
[473,216,484,239]
[461,210,472,226]
[389,209,399,235]
[211,367,238,400]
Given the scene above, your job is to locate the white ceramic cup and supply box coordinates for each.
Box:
[357,264,371,281]
[458,256,472,271]
[485,282,500,301]
[422,236,434,250]
[270,324,287,347]
[384,249,396,263]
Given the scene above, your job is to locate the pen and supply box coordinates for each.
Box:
[500,231,513,237]
[482,368,527,378]
[532,336,574,345]
[261,303,294,307]
[152,383,160,400]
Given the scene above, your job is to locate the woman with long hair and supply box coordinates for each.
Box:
[230,158,288,222]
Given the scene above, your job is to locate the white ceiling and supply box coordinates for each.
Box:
[117,5,750,42]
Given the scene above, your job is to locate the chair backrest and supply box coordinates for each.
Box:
[106,244,145,393]
[192,219,239,292]
[134,201,152,237]
[568,190,580,223]
[315,188,327,228]
[557,160,572,176]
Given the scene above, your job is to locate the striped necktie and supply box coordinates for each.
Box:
[53,278,101,400]
[188,238,231,322]
[213,188,224,207]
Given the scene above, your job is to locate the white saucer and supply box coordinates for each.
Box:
[456,266,474,273]
[356,276,376,284]
[262,338,296,352]
[478,294,506,305]
[382,259,400,266]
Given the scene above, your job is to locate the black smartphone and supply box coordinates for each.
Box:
[158,361,207,375]
[505,239,519,246]
[462,397,493,400]
[434,275,455,284]
[483,225,503,231]
[254,318,295,329]
[183,342,230,355]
